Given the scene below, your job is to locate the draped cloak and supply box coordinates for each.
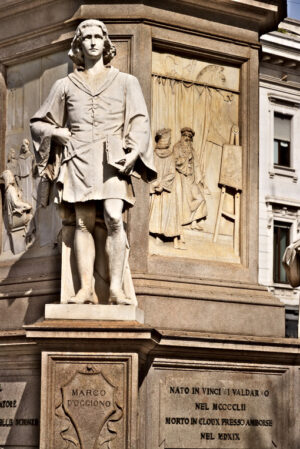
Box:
[30,67,156,208]
[149,147,180,237]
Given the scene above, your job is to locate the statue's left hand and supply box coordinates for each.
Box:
[117,150,139,176]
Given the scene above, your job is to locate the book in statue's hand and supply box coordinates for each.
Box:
[105,135,141,178]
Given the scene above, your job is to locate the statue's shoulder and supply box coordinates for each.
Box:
[53,75,70,86]
[49,76,70,95]
[117,71,135,78]
[116,71,139,84]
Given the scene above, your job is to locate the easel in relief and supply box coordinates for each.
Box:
[213,125,242,256]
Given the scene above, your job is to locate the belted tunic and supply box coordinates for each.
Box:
[30,67,156,207]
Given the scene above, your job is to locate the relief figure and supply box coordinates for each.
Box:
[2,170,32,230]
[174,127,207,231]
[30,19,156,305]
[1,139,37,254]
[6,148,19,178]
[17,138,37,207]
[1,169,33,254]
[149,128,182,248]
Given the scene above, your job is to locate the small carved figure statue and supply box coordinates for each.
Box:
[30,19,156,305]
[6,148,19,178]
[1,169,32,231]
[174,127,207,231]
[17,138,37,206]
[149,129,182,248]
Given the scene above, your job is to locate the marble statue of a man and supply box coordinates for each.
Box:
[30,19,156,305]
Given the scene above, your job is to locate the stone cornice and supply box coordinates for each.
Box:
[260,75,300,92]
[0,0,286,34]
[21,320,300,364]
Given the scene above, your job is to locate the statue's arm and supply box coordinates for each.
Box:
[30,78,67,178]
[124,75,157,182]
[7,187,31,215]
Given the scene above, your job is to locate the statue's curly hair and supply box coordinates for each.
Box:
[68,19,116,67]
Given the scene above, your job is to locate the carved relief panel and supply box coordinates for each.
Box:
[1,139,36,254]
[2,52,72,255]
[41,353,138,449]
[150,51,241,263]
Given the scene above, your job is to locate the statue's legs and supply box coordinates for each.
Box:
[70,201,96,304]
[104,198,132,305]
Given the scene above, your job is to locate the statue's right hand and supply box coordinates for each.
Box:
[52,128,71,145]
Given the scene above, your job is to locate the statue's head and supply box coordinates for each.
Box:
[1,169,15,187]
[69,19,116,67]
[21,138,30,153]
[7,148,16,161]
[155,128,171,148]
[180,127,195,143]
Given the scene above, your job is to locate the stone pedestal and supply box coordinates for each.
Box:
[45,304,144,323]
[21,320,300,449]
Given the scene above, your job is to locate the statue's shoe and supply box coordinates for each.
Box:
[108,290,137,306]
[67,288,97,305]
[190,221,204,231]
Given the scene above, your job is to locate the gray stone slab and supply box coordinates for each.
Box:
[146,357,290,449]
[0,374,40,447]
[40,352,138,449]
[45,304,144,323]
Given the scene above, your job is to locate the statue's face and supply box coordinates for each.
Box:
[182,131,193,143]
[3,170,14,185]
[21,141,29,153]
[81,25,104,61]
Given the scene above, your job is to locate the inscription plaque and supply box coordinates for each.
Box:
[158,369,286,448]
[0,376,40,447]
[41,353,138,449]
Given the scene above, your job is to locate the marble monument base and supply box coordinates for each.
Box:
[45,304,144,323]
[20,321,300,449]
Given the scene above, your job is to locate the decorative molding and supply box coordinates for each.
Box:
[260,75,300,91]
[268,94,300,108]
[269,165,298,182]
[265,196,300,208]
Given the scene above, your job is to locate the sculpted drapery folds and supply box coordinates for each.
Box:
[17,139,37,206]
[173,128,207,230]
[149,128,181,246]
[150,127,207,250]
[30,19,156,305]
[2,170,32,231]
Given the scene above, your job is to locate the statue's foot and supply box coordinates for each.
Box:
[174,238,187,250]
[68,288,97,304]
[108,289,136,306]
[191,221,203,231]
